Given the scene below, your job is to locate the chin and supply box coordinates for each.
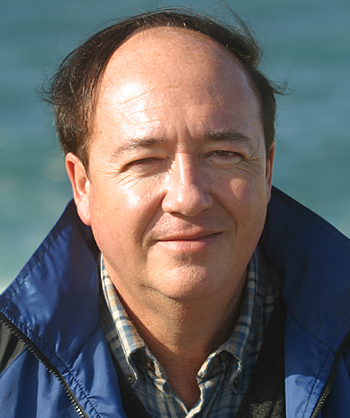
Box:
[154,265,231,302]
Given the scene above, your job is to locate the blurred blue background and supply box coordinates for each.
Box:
[1,0,349,290]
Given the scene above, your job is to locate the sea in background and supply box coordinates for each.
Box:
[1,0,349,291]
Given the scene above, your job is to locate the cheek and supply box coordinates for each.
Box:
[90,180,163,248]
[223,176,263,205]
[222,174,269,229]
[229,162,269,201]
[117,180,163,224]
[118,186,144,212]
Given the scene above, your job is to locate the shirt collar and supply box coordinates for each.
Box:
[99,249,263,377]
[100,257,145,360]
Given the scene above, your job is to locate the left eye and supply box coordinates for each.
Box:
[212,150,236,157]
[131,157,159,166]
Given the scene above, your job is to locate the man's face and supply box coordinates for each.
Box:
[67,28,274,306]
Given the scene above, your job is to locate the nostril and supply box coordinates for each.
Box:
[161,183,213,216]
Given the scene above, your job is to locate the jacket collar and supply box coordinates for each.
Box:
[0,201,126,417]
[1,187,350,417]
[1,201,100,359]
[261,187,350,417]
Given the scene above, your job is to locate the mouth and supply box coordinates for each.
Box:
[156,232,222,252]
[161,232,220,240]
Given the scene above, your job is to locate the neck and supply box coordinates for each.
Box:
[113,273,246,409]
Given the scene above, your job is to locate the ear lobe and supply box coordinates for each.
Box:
[65,153,92,226]
[265,143,275,202]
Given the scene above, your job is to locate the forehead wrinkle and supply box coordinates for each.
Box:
[107,85,226,110]
[118,102,226,122]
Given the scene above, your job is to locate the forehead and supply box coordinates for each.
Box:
[98,27,259,100]
[92,27,262,142]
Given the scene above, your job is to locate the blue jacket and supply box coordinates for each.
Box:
[1,187,350,417]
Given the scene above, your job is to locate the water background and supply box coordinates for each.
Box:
[1,0,349,291]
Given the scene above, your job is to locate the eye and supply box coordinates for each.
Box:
[212,150,237,157]
[132,157,157,165]
[211,150,242,159]
[207,150,243,165]
[124,156,165,174]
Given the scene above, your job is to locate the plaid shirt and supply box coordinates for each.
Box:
[100,247,280,417]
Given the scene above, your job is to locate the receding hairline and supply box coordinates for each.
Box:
[116,25,235,51]
[94,26,260,111]
[90,25,263,158]
[44,8,282,171]
[102,25,252,84]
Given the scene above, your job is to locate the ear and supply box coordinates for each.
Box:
[265,143,275,202]
[65,153,92,226]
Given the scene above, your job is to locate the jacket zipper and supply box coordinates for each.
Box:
[310,328,350,418]
[0,312,88,418]
[3,309,350,418]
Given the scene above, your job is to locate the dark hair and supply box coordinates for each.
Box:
[44,8,283,169]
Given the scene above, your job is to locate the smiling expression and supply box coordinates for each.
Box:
[68,28,274,305]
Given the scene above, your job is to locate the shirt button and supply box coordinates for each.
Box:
[233,377,240,388]
[126,373,135,384]
[144,358,155,371]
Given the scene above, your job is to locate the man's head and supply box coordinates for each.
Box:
[46,8,281,171]
[64,18,275,307]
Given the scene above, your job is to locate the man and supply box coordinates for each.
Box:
[0,8,349,418]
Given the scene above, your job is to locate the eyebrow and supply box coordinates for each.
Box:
[112,137,167,157]
[112,130,254,157]
[205,130,254,151]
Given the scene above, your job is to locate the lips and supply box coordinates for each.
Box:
[159,231,221,241]
[155,231,222,252]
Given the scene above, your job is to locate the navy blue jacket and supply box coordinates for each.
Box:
[1,187,350,417]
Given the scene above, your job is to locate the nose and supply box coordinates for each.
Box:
[161,154,214,216]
